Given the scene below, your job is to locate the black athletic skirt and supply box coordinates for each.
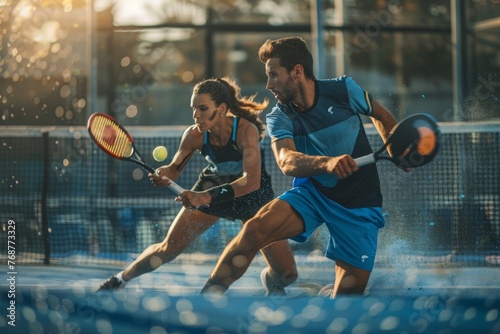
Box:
[192,172,274,222]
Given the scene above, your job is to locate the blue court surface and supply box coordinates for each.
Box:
[2,254,500,334]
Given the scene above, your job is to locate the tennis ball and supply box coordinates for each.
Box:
[152,146,168,162]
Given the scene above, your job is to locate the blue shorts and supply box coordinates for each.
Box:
[278,179,385,271]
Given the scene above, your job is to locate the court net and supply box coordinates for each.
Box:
[1,121,499,267]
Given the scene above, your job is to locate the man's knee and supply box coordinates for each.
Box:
[240,219,268,248]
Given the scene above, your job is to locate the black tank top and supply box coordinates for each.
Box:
[195,117,274,221]
[200,117,244,178]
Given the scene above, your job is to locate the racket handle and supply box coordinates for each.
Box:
[167,181,185,196]
[167,179,209,211]
[354,154,375,167]
[153,168,185,195]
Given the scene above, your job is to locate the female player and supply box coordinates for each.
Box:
[97,77,298,295]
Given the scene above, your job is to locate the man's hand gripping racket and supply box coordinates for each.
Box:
[354,113,442,169]
[87,112,185,195]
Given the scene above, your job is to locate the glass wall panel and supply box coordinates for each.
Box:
[97,28,206,126]
[2,0,497,126]
[95,0,208,26]
[323,30,453,121]
[468,0,500,23]
[463,0,500,121]
[210,0,311,25]
[212,29,453,123]
[1,0,89,125]
[96,0,312,26]
[324,0,451,28]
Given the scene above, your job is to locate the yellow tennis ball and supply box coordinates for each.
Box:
[152,146,168,162]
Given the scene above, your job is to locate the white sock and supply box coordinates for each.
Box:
[116,271,127,287]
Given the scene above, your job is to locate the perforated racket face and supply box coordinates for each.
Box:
[87,113,134,159]
[388,113,442,167]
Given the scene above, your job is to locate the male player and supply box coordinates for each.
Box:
[200,36,404,297]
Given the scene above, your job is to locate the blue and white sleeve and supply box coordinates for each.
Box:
[266,108,294,142]
[345,77,374,116]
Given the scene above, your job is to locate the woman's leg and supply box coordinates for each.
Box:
[122,207,219,281]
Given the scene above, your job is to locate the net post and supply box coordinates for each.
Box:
[41,131,51,265]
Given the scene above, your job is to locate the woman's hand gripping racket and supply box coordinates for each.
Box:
[354,113,442,169]
[87,112,185,195]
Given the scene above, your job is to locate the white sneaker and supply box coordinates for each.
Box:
[318,283,334,297]
[96,275,126,291]
[260,268,286,296]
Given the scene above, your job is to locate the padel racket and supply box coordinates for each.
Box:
[87,112,185,195]
[354,113,442,168]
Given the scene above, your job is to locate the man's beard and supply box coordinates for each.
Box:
[277,80,297,104]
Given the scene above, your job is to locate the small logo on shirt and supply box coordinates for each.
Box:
[361,255,369,263]
[327,106,334,115]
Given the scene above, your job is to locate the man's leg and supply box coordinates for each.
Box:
[259,240,298,295]
[201,199,304,294]
[329,259,371,298]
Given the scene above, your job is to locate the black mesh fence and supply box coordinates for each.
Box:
[1,123,499,266]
